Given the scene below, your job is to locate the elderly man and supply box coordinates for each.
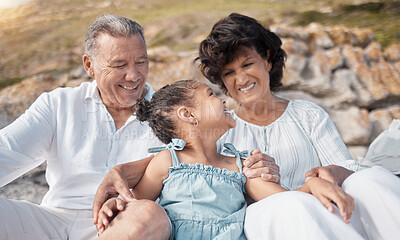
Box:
[0,15,278,240]
[0,15,168,239]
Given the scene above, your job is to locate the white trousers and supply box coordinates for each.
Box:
[244,166,400,240]
[0,199,97,240]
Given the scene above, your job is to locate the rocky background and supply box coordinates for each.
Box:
[1,0,399,204]
[1,22,399,204]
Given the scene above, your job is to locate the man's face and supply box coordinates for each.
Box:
[87,33,148,109]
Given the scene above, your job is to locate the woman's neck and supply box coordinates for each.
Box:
[235,94,288,126]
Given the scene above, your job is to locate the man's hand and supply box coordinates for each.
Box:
[93,166,133,225]
[303,177,354,223]
[243,149,280,184]
[92,156,153,225]
[305,165,354,186]
[97,197,127,235]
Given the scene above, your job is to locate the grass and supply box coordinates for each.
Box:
[293,0,400,48]
[0,0,399,89]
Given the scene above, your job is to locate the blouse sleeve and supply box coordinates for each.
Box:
[309,103,360,172]
[0,92,55,187]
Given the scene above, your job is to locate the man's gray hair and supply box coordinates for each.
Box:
[84,15,146,57]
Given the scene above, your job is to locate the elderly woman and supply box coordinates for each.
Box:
[197,13,400,239]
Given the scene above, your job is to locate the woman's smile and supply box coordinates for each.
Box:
[239,82,256,92]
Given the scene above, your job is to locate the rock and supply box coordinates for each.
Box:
[147,46,175,62]
[325,69,358,107]
[348,146,368,160]
[270,24,310,42]
[326,25,373,48]
[294,48,342,96]
[369,105,400,141]
[0,74,62,128]
[0,163,48,204]
[281,38,309,56]
[69,66,88,80]
[383,43,400,62]
[306,23,335,50]
[329,107,371,145]
[373,61,400,96]
[364,41,383,62]
[342,44,389,104]
[147,50,204,90]
[282,54,308,88]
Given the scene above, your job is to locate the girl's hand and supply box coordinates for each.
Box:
[305,177,354,223]
[243,149,280,184]
[96,197,127,235]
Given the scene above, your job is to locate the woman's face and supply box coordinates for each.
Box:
[192,83,236,136]
[221,46,272,108]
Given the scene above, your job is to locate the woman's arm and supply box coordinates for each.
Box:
[308,104,359,184]
[131,150,172,201]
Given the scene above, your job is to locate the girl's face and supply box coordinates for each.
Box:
[192,83,236,134]
[221,46,272,108]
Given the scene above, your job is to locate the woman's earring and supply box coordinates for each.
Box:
[194,119,199,126]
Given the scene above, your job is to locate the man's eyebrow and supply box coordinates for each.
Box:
[110,59,126,64]
[137,55,148,60]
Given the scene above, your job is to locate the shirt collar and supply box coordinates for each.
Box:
[84,80,155,103]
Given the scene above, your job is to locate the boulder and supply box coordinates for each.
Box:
[383,43,400,62]
[329,106,371,145]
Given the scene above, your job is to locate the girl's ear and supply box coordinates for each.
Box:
[176,106,197,125]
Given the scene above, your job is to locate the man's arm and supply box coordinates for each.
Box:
[96,151,170,233]
[0,92,54,187]
[92,155,152,225]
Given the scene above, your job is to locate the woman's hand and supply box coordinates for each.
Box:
[305,165,354,186]
[96,197,127,235]
[243,149,280,184]
[303,177,354,223]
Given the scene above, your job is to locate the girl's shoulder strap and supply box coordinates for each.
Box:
[222,143,250,174]
[148,138,186,166]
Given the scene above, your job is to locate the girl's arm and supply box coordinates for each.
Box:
[131,150,172,201]
[245,177,286,201]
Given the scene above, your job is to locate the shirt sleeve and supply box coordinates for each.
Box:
[0,92,55,187]
[310,104,360,172]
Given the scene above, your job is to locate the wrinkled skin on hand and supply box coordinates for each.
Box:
[306,165,354,186]
[243,149,280,184]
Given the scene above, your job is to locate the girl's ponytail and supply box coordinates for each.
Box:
[135,98,151,122]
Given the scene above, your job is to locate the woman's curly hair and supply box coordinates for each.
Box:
[197,13,287,94]
[135,80,199,144]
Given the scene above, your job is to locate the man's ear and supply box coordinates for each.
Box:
[83,54,95,78]
[176,106,197,125]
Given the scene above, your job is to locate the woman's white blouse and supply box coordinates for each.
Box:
[217,99,360,190]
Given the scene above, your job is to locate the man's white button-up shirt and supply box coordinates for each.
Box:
[0,80,162,209]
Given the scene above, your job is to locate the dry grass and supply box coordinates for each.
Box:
[0,0,398,88]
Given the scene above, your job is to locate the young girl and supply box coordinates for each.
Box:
[97,80,356,239]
